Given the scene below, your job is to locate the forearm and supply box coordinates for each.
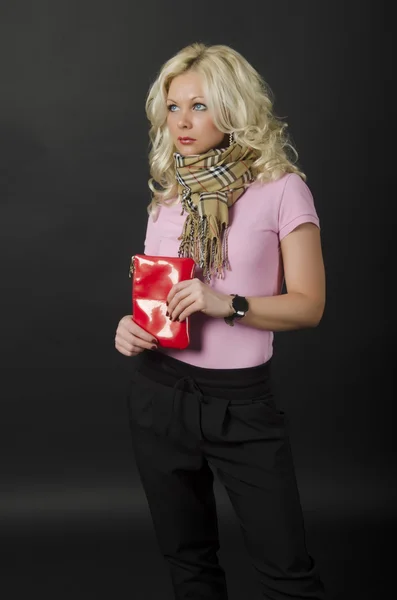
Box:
[228,292,325,331]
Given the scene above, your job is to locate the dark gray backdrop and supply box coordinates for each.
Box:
[0,1,394,598]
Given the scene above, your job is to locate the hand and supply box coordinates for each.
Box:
[166,278,234,322]
[114,315,158,357]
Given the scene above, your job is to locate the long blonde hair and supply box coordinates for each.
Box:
[145,43,306,217]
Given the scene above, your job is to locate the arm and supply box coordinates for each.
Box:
[167,222,326,327]
[228,222,326,331]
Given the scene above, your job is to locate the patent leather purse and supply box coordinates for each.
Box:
[129,254,196,349]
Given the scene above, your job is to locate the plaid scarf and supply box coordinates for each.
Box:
[174,142,256,282]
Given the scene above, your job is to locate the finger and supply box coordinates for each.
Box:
[134,338,158,351]
[167,279,193,306]
[115,338,138,356]
[117,328,157,349]
[129,321,158,344]
[118,336,157,353]
[115,344,135,357]
[130,332,158,349]
[168,290,196,321]
[168,288,194,319]
[171,296,198,321]
[177,300,200,322]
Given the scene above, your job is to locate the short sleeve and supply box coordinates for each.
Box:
[278,173,320,241]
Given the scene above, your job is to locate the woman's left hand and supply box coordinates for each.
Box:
[166,278,233,322]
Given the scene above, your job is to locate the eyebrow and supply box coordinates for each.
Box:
[166,96,204,103]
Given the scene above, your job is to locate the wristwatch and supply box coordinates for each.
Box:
[224,294,249,326]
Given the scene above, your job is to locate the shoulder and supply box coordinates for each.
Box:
[243,173,318,236]
[280,172,312,197]
[239,173,297,214]
[251,173,315,210]
[250,172,309,197]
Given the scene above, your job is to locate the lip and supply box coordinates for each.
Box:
[178,137,196,142]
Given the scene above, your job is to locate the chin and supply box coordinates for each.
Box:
[182,151,201,157]
[174,141,219,156]
[177,147,201,157]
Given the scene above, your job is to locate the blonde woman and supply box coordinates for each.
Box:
[115,43,327,599]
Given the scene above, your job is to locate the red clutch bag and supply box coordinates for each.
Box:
[129,254,196,349]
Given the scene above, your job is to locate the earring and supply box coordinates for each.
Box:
[229,132,234,145]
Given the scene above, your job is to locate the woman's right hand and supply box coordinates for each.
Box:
[115,315,158,357]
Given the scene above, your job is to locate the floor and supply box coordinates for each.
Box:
[1,511,393,599]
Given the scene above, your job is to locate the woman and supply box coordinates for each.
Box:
[115,43,327,599]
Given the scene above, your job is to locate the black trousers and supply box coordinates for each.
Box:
[126,350,326,600]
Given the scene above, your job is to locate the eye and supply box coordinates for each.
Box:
[166,102,207,112]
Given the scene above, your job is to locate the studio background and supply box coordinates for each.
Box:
[0,1,394,598]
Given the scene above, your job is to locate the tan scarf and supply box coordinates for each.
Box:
[174,141,257,282]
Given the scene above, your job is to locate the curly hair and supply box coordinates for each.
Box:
[145,42,306,218]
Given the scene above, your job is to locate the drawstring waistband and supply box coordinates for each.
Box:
[132,365,235,443]
[132,350,276,443]
[168,375,205,439]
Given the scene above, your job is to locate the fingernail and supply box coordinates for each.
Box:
[151,345,157,350]
[166,311,169,316]
[166,301,169,306]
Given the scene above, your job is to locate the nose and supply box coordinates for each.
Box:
[177,109,192,130]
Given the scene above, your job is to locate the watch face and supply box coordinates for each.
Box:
[232,295,249,314]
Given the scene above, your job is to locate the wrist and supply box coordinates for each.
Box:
[224,294,235,318]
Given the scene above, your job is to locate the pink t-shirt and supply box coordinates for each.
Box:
[143,172,320,369]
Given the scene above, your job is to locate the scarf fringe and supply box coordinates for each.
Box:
[178,214,230,282]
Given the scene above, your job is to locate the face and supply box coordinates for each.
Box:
[166,71,227,156]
